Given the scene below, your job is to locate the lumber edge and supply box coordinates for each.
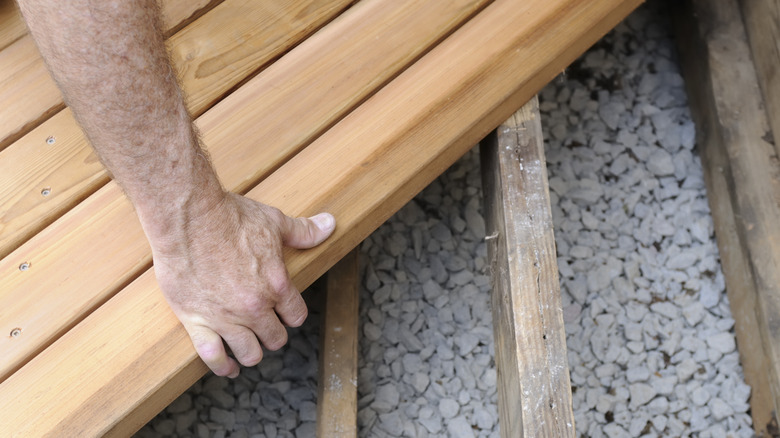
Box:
[480,96,575,438]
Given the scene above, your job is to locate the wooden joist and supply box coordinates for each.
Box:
[317,250,360,437]
[674,0,780,435]
[0,0,640,434]
[0,0,355,257]
[481,97,575,437]
[0,0,487,383]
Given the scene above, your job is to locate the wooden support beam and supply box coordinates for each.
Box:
[0,0,222,153]
[480,97,575,437]
[0,0,639,434]
[739,0,780,159]
[0,0,355,257]
[0,0,488,382]
[317,250,360,438]
[674,1,780,435]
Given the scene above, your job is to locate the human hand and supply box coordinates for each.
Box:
[150,192,335,378]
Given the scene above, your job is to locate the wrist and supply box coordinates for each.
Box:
[134,153,227,254]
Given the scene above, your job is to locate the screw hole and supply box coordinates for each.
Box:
[46,136,55,145]
[19,262,30,271]
[41,187,51,197]
[10,328,21,338]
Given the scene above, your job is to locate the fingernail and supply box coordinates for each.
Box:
[310,213,335,232]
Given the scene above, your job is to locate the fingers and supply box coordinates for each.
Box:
[264,261,308,328]
[221,327,263,367]
[250,313,290,351]
[188,325,240,378]
[279,212,336,249]
[275,285,308,328]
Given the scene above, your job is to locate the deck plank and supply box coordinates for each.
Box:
[0,0,489,382]
[0,0,222,153]
[0,0,355,258]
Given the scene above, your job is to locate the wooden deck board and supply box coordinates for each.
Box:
[481,97,575,437]
[0,0,222,153]
[0,0,356,258]
[0,0,640,434]
[675,0,780,435]
[0,0,488,382]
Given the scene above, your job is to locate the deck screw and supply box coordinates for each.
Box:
[46,136,55,145]
[41,187,51,196]
[10,328,21,338]
[19,262,30,271]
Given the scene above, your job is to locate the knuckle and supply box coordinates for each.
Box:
[266,270,291,298]
[241,295,268,316]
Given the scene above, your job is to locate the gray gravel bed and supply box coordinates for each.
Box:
[136,2,752,437]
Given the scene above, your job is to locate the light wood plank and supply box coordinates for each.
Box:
[0,0,26,51]
[740,0,780,158]
[0,0,640,434]
[0,0,222,153]
[0,0,489,382]
[0,0,219,52]
[0,0,357,259]
[675,0,780,435]
[317,250,359,438]
[480,97,575,437]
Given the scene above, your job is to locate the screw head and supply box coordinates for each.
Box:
[41,187,51,196]
[19,262,30,271]
[46,136,55,145]
[10,328,21,338]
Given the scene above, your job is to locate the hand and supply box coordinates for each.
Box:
[150,192,335,378]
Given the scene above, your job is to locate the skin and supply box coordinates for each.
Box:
[16,0,336,378]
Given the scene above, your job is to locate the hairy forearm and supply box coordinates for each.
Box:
[17,0,224,247]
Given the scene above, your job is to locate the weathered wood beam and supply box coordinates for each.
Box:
[674,1,780,435]
[317,250,360,438]
[0,0,355,257]
[481,97,575,437]
[739,0,780,159]
[0,0,639,434]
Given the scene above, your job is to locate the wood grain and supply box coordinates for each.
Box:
[0,0,217,153]
[0,0,26,51]
[317,250,359,438]
[0,0,356,258]
[739,0,780,159]
[0,0,488,382]
[0,0,219,52]
[480,97,575,437]
[675,0,780,435]
[0,0,639,434]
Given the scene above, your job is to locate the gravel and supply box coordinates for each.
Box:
[136,2,753,437]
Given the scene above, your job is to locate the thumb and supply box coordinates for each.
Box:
[280,212,336,249]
